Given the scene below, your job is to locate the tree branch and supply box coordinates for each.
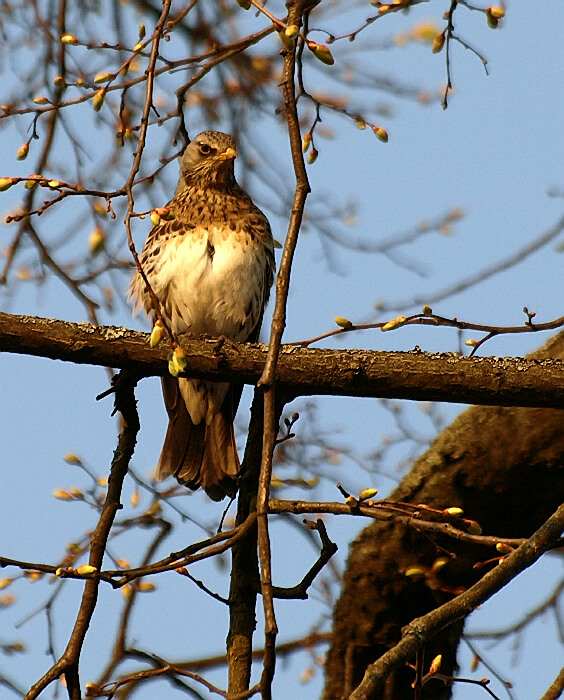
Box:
[2,312,564,408]
[349,501,564,699]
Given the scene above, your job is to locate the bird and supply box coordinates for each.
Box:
[130,131,275,500]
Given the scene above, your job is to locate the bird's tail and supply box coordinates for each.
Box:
[156,377,240,501]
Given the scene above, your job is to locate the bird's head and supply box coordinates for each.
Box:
[176,131,238,192]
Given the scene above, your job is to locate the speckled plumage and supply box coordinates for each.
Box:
[130,131,275,500]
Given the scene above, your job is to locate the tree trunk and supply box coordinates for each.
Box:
[323,332,564,699]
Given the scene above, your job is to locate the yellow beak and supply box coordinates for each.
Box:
[217,147,237,161]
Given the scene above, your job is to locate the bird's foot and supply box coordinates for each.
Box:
[212,335,241,356]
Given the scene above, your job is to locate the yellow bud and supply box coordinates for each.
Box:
[277,30,296,51]
[487,6,505,19]
[132,41,144,53]
[464,519,482,535]
[422,305,432,315]
[92,89,105,112]
[75,564,97,575]
[97,477,108,486]
[307,42,335,66]
[175,566,188,575]
[138,582,156,592]
[168,346,187,376]
[61,33,78,44]
[300,667,315,684]
[465,339,479,347]
[443,507,464,517]
[55,568,65,577]
[121,584,133,600]
[432,33,445,54]
[429,654,442,674]
[345,495,358,507]
[25,571,43,582]
[33,96,50,105]
[94,72,113,84]
[378,4,391,14]
[53,489,73,501]
[138,23,146,39]
[373,126,389,143]
[16,267,32,280]
[354,116,366,130]
[359,488,378,501]
[0,177,16,191]
[411,21,442,43]
[381,316,406,331]
[307,148,318,164]
[334,316,352,329]
[88,226,105,256]
[405,566,425,578]
[150,210,161,226]
[495,542,513,554]
[116,558,131,569]
[285,24,299,39]
[302,132,312,153]
[124,127,135,142]
[431,557,449,572]
[53,75,66,88]
[149,321,165,348]
[25,175,42,190]
[69,488,84,499]
[16,143,29,161]
[145,500,162,517]
[130,490,140,508]
[154,206,174,220]
[0,594,16,607]
[48,180,61,189]
[0,578,13,590]
[93,201,107,216]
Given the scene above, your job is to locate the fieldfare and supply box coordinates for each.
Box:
[130,131,275,500]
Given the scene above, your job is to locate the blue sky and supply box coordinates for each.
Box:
[1,2,564,698]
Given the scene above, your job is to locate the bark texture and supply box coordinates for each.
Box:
[323,332,564,699]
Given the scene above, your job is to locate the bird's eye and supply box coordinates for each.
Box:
[198,143,213,156]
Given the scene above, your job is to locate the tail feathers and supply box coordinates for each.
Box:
[156,377,240,501]
[194,410,239,501]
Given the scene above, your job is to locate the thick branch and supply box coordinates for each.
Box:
[350,501,564,700]
[2,312,564,407]
[323,329,564,699]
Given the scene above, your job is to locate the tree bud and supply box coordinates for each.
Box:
[88,226,106,256]
[16,143,29,160]
[373,126,389,142]
[75,564,97,575]
[0,177,16,191]
[92,89,105,112]
[432,33,445,54]
[307,41,335,65]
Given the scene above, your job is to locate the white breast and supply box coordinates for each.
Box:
[165,225,264,340]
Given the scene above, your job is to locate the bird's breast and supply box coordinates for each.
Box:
[165,224,265,340]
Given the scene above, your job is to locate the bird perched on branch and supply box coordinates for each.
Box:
[130,131,275,500]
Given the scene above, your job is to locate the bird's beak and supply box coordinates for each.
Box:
[216,147,237,161]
